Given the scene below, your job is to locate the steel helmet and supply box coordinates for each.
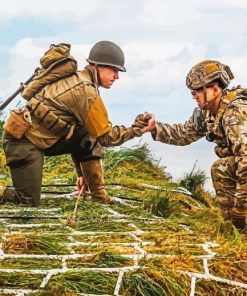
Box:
[87,40,126,72]
[186,60,234,90]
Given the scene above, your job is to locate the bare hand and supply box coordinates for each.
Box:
[76,176,88,196]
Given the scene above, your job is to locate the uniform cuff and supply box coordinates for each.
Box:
[132,127,142,137]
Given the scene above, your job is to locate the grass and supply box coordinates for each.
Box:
[67,251,133,268]
[2,235,70,255]
[140,255,204,274]
[45,271,117,294]
[0,272,44,289]
[195,280,247,296]
[0,144,246,294]
[76,218,135,232]
[0,258,61,269]
[122,269,190,296]
[72,244,138,255]
[74,233,136,243]
[209,240,247,283]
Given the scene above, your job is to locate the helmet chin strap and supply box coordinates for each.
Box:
[202,85,209,110]
[95,65,103,87]
[85,64,102,87]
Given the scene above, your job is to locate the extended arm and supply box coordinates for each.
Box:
[97,114,156,147]
[152,113,204,146]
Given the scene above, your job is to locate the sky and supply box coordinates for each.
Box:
[1,0,247,192]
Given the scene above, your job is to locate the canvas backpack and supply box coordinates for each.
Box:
[22,43,77,100]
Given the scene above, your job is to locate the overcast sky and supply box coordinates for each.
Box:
[1,0,247,191]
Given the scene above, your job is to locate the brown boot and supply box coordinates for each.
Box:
[80,160,111,204]
[0,185,25,205]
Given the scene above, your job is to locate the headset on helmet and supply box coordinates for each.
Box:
[186,60,234,90]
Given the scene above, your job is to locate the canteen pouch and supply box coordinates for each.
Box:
[3,107,32,139]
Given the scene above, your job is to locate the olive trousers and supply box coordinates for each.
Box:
[2,131,102,207]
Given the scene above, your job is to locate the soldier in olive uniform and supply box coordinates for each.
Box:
[0,41,155,207]
[151,60,247,233]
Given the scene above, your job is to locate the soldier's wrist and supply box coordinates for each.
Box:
[151,123,159,140]
[132,127,142,137]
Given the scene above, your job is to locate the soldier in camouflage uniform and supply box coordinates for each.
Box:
[152,60,247,233]
[0,41,155,207]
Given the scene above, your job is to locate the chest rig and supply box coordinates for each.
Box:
[206,87,247,141]
[205,87,247,157]
[192,87,247,157]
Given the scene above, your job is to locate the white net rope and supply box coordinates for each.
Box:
[0,196,246,295]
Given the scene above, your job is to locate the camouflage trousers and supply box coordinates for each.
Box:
[211,156,247,231]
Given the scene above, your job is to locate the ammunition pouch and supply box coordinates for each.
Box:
[192,108,206,133]
[3,107,32,139]
[28,97,75,140]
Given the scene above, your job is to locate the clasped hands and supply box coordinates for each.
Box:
[133,112,156,134]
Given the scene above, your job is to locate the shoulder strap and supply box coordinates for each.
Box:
[214,91,237,128]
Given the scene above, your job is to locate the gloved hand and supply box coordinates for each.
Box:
[140,113,156,134]
[133,113,152,129]
[132,112,156,136]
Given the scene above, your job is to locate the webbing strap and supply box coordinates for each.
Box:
[214,91,237,128]
[28,97,72,137]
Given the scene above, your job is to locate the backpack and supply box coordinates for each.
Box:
[4,43,78,140]
[22,43,77,100]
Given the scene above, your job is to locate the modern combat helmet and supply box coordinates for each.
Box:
[186,60,234,90]
[87,40,126,72]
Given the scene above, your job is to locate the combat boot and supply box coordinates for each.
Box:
[0,185,23,205]
[80,159,111,204]
[220,207,231,221]
[231,216,247,234]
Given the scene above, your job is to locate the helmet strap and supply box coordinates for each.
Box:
[95,64,103,87]
[202,86,208,109]
[85,64,102,87]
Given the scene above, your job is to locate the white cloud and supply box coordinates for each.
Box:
[5,35,247,112]
[0,0,101,23]
[3,38,206,94]
[224,0,247,8]
[138,0,244,27]
[118,41,206,91]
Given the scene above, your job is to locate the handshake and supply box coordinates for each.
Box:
[132,112,156,134]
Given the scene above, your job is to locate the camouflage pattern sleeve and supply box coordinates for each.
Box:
[223,101,247,208]
[152,116,203,146]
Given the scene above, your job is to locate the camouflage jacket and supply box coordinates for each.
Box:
[152,87,247,159]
